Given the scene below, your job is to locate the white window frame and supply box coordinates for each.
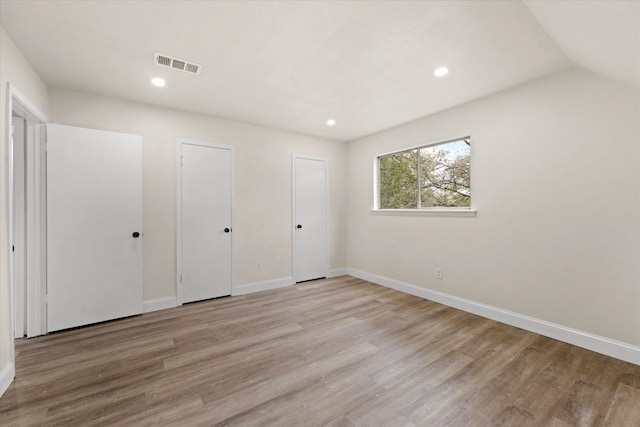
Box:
[372,136,477,217]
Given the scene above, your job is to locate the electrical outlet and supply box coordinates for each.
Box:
[256,261,262,270]
[435,268,443,280]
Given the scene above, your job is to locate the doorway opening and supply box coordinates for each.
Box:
[6,84,48,366]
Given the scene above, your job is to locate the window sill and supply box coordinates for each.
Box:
[371,208,477,218]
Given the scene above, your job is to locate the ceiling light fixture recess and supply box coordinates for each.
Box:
[434,67,449,77]
[326,119,336,126]
[151,77,166,87]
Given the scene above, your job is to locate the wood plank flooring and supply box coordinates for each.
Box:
[1,276,639,426]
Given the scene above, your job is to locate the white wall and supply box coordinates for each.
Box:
[2,25,638,396]
[48,88,347,302]
[347,68,640,347]
[0,25,49,393]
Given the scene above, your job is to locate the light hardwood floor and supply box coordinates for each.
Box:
[1,276,639,426]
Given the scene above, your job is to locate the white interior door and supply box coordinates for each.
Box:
[47,124,143,332]
[179,141,233,304]
[293,156,328,282]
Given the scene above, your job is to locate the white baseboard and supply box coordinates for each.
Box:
[347,268,640,365]
[233,276,294,296]
[143,296,177,313]
[0,362,15,398]
[328,268,348,278]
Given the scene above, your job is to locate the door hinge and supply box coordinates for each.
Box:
[180,274,183,283]
[180,155,183,166]
[44,294,48,304]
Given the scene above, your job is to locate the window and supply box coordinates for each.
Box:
[377,137,471,210]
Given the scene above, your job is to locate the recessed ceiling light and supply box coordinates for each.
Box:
[151,77,166,87]
[434,67,449,77]
[326,119,336,126]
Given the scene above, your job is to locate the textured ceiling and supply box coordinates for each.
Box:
[0,1,633,141]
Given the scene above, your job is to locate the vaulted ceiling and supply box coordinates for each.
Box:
[1,1,638,141]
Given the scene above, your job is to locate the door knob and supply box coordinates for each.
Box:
[132,231,141,238]
[224,227,231,233]
[296,224,302,229]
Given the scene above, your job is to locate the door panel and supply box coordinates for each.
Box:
[180,142,232,303]
[12,116,26,337]
[294,157,328,282]
[47,124,143,332]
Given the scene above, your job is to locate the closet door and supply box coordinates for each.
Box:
[178,140,233,303]
[293,156,328,282]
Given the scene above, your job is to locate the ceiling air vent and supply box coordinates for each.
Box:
[185,63,200,74]
[154,52,201,75]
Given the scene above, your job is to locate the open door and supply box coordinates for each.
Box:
[46,124,143,332]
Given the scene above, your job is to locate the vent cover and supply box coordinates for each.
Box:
[154,52,201,75]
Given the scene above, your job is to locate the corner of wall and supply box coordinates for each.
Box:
[0,361,15,398]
